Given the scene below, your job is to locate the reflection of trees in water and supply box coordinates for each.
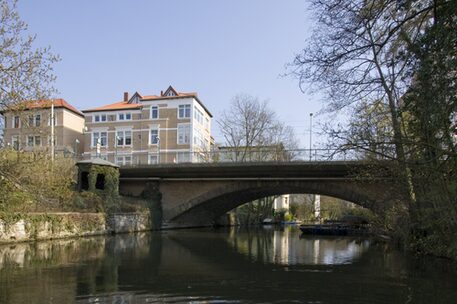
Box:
[226,226,371,265]
[0,237,106,304]
[228,227,274,264]
[2,230,457,304]
[0,233,154,304]
[0,237,106,270]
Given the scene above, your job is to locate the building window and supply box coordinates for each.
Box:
[94,114,107,122]
[48,114,56,126]
[177,152,191,163]
[194,107,204,124]
[148,154,159,165]
[118,113,132,121]
[151,106,159,119]
[11,135,19,150]
[150,129,159,144]
[177,124,190,144]
[116,130,132,146]
[178,104,191,118]
[28,114,41,127]
[28,115,41,127]
[27,135,41,147]
[116,155,132,166]
[92,131,107,147]
[13,116,20,128]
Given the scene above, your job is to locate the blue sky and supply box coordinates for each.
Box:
[18,0,323,147]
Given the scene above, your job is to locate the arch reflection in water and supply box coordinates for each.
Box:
[2,228,457,304]
[226,226,370,266]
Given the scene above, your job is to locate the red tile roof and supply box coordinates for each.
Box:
[82,101,143,113]
[2,99,84,117]
[140,92,197,100]
[82,86,211,117]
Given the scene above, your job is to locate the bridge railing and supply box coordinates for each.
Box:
[114,148,367,166]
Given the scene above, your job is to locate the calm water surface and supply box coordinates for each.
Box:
[0,226,456,303]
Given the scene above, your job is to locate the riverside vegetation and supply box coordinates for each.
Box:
[290,0,457,259]
[0,149,150,218]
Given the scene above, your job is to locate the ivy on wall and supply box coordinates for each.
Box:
[87,165,119,195]
[141,182,163,230]
[85,165,120,213]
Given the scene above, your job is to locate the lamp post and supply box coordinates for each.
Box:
[115,135,120,162]
[156,136,160,164]
[96,138,101,158]
[309,113,313,161]
[74,139,80,159]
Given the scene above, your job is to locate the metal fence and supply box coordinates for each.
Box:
[107,148,367,167]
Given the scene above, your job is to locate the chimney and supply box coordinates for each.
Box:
[123,92,129,102]
[160,90,163,96]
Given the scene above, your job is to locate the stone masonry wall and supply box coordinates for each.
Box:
[0,212,151,243]
[107,213,151,234]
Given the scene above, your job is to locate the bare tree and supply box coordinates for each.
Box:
[217,94,299,224]
[0,0,58,189]
[217,94,298,162]
[324,99,397,160]
[290,0,440,203]
[0,0,59,109]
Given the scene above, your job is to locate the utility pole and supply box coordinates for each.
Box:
[309,113,313,161]
[51,99,55,161]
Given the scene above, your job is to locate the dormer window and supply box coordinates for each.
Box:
[162,86,179,97]
[128,92,142,104]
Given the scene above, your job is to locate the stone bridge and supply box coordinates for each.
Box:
[119,161,403,228]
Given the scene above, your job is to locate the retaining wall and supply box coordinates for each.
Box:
[0,212,151,243]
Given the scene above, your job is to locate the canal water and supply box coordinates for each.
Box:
[0,226,456,303]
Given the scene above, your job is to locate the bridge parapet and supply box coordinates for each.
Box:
[107,148,373,167]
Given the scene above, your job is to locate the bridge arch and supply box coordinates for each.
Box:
[118,162,402,229]
[166,180,384,227]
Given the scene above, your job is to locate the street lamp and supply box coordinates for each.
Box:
[309,113,313,161]
[156,136,160,164]
[74,139,80,159]
[96,138,101,158]
[115,135,120,161]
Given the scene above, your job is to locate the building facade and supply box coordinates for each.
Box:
[274,194,290,211]
[1,99,85,155]
[82,86,213,165]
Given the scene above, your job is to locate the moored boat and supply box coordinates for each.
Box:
[299,223,370,236]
